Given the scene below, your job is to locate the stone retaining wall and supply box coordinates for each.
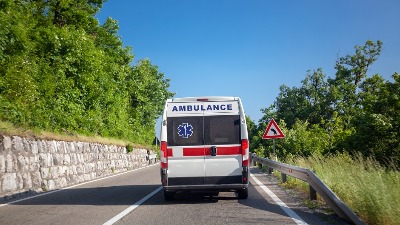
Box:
[0,135,153,202]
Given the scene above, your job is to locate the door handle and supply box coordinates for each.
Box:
[210,146,217,156]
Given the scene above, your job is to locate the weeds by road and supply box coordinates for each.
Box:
[282,153,400,225]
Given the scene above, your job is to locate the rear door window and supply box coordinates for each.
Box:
[167,116,203,146]
[204,115,240,145]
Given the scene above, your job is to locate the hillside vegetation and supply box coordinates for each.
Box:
[280,153,400,225]
[246,40,399,225]
[248,40,399,169]
[0,0,174,145]
[1,1,400,224]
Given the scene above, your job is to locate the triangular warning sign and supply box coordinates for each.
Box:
[262,118,285,139]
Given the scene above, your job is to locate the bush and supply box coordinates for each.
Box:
[286,153,400,225]
[126,144,134,153]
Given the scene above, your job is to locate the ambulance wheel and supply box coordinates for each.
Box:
[237,188,248,199]
[164,190,175,201]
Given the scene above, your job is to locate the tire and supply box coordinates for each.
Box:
[237,188,248,199]
[164,190,175,201]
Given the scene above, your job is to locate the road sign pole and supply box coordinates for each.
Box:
[273,139,277,161]
[262,118,284,162]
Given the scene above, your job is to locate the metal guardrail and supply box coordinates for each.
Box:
[251,153,365,225]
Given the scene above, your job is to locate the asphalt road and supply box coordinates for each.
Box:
[0,164,349,225]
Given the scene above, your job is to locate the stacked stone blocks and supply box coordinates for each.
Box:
[0,135,150,202]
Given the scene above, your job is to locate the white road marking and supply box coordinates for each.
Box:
[250,173,308,225]
[103,186,162,225]
[0,163,159,208]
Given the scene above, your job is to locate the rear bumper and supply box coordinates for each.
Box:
[163,183,248,192]
[161,167,249,192]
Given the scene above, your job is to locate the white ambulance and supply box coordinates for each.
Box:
[160,96,249,200]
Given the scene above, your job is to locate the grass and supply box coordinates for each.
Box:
[283,153,400,225]
[0,120,153,150]
[273,170,333,213]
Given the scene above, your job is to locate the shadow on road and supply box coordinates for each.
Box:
[5,167,350,225]
[8,184,161,206]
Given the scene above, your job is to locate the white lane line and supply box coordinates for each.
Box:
[250,173,308,225]
[103,186,162,225]
[0,163,159,208]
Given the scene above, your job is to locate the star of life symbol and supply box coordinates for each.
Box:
[177,123,193,138]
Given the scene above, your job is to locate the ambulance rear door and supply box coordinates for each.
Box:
[166,101,206,186]
[203,100,242,185]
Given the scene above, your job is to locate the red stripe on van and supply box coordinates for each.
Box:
[183,148,205,156]
[215,146,241,155]
[182,146,241,156]
[167,148,173,157]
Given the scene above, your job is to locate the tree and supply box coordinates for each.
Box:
[271,68,330,128]
[300,68,330,125]
[336,40,382,86]
[255,40,400,168]
[29,0,105,29]
[351,73,400,166]
[274,85,307,128]
[0,0,39,124]
[0,0,174,145]
[128,59,174,143]
[246,116,258,152]
[328,40,383,126]
[276,120,329,157]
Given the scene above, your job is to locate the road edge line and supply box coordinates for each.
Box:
[250,173,308,225]
[0,163,159,208]
[103,186,162,225]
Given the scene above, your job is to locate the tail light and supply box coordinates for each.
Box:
[241,139,249,166]
[160,141,168,169]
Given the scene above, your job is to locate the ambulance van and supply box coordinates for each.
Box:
[160,96,249,200]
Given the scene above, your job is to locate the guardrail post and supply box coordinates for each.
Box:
[281,173,287,183]
[309,185,317,200]
[268,167,273,174]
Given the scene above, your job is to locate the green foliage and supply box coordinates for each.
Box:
[246,116,257,152]
[265,68,332,129]
[127,59,174,143]
[277,120,329,157]
[126,144,134,153]
[351,73,400,166]
[252,40,399,168]
[336,40,382,87]
[0,0,174,145]
[287,153,400,225]
[29,0,105,29]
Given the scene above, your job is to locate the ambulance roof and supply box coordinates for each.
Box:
[169,96,240,103]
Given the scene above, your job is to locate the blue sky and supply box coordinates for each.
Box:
[96,0,400,126]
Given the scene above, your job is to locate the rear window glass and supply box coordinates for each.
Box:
[167,115,241,146]
[204,115,240,145]
[167,116,203,146]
